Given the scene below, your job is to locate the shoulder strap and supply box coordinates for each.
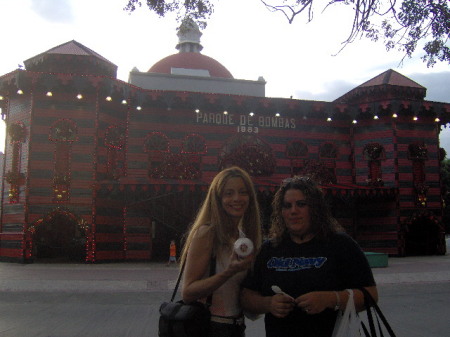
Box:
[170,255,216,303]
[170,259,186,302]
[360,287,397,337]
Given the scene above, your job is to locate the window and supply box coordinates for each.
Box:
[6,122,26,203]
[49,119,78,202]
[181,134,206,177]
[144,132,169,176]
[286,140,308,176]
[105,125,126,180]
[363,143,385,187]
[319,142,338,184]
[408,142,428,207]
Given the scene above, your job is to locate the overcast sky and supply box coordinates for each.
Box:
[0,0,449,152]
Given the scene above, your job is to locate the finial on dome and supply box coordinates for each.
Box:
[176,17,203,53]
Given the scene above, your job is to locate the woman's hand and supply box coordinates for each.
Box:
[241,288,294,317]
[295,291,336,315]
[270,294,295,318]
[182,228,256,303]
[224,251,254,277]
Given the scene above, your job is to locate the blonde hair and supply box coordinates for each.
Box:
[180,166,262,265]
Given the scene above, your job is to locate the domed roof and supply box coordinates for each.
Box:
[148,52,233,79]
[147,18,233,79]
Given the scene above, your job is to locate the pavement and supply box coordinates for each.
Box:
[0,237,448,337]
[0,237,449,292]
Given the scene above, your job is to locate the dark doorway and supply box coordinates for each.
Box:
[33,211,86,262]
[405,214,443,256]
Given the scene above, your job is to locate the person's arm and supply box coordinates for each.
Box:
[352,285,378,312]
[324,286,379,313]
[331,286,378,313]
[295,286,378,314]
[241,288,295,318]
[181,225,253,303]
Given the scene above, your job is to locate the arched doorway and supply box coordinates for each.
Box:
[404,212,446,256]
[29,209,89,262]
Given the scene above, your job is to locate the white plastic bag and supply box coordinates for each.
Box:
[331,289,361,337]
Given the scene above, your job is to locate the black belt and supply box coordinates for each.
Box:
[211,315,245,325]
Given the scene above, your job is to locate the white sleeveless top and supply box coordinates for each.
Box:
[208,245,247,317]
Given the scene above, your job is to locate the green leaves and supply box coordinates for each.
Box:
[124,0,213,28]
[124,0,449,66]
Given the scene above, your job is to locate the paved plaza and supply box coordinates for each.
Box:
[0,237,449,337]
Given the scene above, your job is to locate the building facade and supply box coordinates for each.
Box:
[0,25,448,263]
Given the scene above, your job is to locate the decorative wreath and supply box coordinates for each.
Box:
[181,134,206,154]
[286,140,308,158]
[144,132,169,152]
[150,153,200,180]
[219,135,276,176]
[408,143,428,160]
[364,143,384,160]
[300,160,336,185]
[105,126,126,149]
[220,144,276,176]
[49,119,77,142]
[319,142,338,159]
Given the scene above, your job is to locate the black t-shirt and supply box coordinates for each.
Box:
[242,232,375,337]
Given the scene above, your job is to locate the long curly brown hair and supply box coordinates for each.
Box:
[270,176,342,246]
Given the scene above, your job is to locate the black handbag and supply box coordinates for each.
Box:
[158,258,215,337]
[360,287,397,337]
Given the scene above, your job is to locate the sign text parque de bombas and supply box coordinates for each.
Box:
[195,112,296,130]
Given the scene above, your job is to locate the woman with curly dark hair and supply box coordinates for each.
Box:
[241,176,378,337]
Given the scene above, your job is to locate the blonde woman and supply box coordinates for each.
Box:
[180,166,262,337]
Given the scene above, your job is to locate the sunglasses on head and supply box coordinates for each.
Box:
[282,176,312,185]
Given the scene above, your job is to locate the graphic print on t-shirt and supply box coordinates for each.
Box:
[267,256,327,271]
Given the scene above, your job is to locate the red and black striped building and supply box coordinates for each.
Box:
[0,34,448,263]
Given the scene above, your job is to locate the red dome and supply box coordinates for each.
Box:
[148,53,233,79]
